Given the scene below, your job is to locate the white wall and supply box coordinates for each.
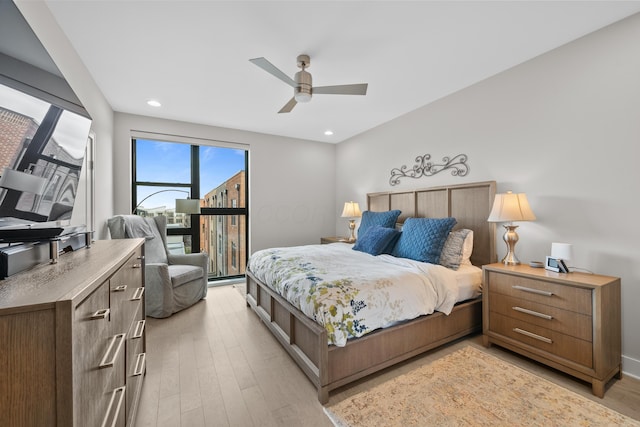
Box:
[114,113,336,253]
[16,0,115,240]
[337,13,640,377]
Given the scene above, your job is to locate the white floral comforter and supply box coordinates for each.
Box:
[247,243,462,347]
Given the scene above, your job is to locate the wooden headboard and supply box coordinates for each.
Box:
[367,181,497,266]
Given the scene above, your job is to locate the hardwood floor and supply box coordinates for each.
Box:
[135,284,640,426]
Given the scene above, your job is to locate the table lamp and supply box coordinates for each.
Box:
[487,191,536,265]
[341,201,362,242]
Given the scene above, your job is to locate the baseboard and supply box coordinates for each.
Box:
[622,354,640,380]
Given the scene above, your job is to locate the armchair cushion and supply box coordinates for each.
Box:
[169,252,208,267]
[168,264,204,288]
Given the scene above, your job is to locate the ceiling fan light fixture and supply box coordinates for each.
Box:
[294,70,312,103]
[294,89,312,103]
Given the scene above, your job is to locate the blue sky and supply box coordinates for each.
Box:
[135,139,245,210]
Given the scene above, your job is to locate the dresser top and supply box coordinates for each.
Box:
[483,262,619,288]
[0,239,144,313]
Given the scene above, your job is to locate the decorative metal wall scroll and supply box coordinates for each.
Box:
[389,154,468,186]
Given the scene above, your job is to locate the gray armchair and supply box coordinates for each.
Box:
[107,215,208,318]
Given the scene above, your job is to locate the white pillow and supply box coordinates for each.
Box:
[440,228,472,270]
[460,230,474,266]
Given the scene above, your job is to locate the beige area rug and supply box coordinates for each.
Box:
[324,346,639,427]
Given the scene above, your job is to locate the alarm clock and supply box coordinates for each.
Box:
[545,256,570,273]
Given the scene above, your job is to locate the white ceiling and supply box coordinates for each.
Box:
[42,1,640,143]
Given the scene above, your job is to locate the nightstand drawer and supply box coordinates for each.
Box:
[489,293,592,341]
[491,312,593,368]
[488,272,592,315]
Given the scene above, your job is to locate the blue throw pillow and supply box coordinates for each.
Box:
[353,225,401,256]
[392,217,457,264]
[357,210,401,238]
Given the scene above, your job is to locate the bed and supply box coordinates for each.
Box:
[246,181,496,403]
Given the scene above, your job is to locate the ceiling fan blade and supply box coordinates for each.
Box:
[313,83,368,95]
[249,57,296,87]
[278,97,297,114]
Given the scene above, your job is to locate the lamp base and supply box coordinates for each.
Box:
[501,225,521,265]
[347,220,357,243]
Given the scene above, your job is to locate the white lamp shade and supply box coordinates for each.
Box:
[487,191,536,222]
[341,201,362,218]
[0,168,47,195]
[551,242,573,261]
[176,199,201,214]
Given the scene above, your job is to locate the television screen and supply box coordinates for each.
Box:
[0,82,92,241]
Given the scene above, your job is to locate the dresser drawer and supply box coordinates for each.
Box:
[487,271,592,315]
[126,306,146,426]
[74,281,117,424]
[110,249,144,336]
[101,339,127,427]
[491,312,593,368]
[489,293,592,341]
[101,385,127,427]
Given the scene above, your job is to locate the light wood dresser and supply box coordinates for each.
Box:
[482,263,621,397]
[0,239,146,426]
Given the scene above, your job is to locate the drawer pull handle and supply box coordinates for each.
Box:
[113,285,127,292]
[100,386,126,427]
[132,320,146,339]
[132,263,142,268]
[133,352,146,376]
[513,327,553,344]
[512,285,554,297]
[512,306,553,320]
[90,308,110,320]
[99,333,126,369]
[131,287,145,301]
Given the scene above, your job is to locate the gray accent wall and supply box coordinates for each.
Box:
[336,13,640,378]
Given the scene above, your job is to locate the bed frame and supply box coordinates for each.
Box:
[246,181,496,403]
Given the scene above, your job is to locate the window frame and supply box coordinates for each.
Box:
[131,138,249,281]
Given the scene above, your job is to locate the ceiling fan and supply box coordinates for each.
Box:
[249,54,368,113]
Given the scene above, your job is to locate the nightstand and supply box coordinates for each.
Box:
[320,236,351,244]
[482,263,621,397]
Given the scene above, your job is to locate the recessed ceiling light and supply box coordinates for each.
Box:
[147,100,161,107]
[324,130,334,136]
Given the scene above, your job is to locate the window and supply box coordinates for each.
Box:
[231,199,237,225]
[231,242,237,269]
[132,138,248,281]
